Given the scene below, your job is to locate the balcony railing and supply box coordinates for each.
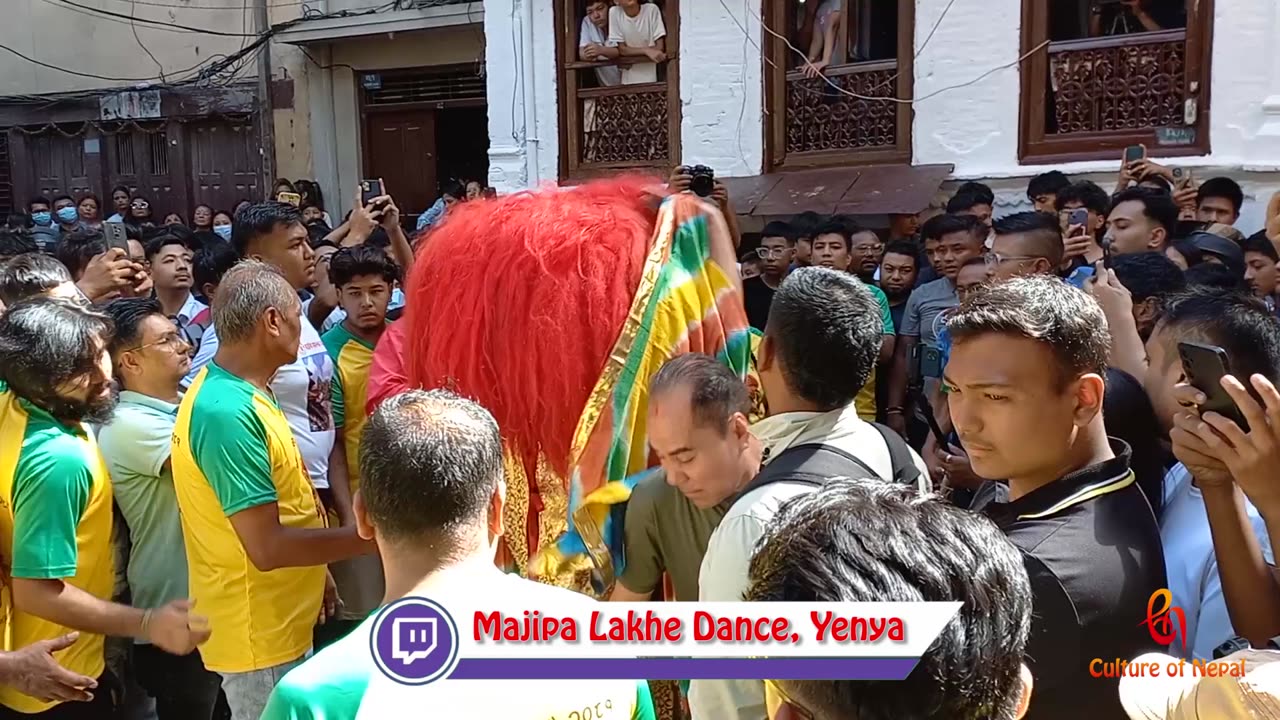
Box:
[562,57,677,175]
[784,59,900,156]
[1047,29,1187,136]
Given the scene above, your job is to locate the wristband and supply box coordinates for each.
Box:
[140,609,153,637]
[886,407,904,415]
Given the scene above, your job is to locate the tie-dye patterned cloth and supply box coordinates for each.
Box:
[530,193,757,591]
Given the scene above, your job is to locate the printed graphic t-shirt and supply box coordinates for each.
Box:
[172,362,327,673]
[0,381,114,713]
[184,303,336,489]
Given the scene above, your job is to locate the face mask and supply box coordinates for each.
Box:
[214,225,232,240]
[56,207,79,224]
[32,211,51,226]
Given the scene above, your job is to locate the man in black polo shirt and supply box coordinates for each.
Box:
[944,275,1167,720]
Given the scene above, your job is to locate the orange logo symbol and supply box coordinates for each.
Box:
[1140,589,1186,652]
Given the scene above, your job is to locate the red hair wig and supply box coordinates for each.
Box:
[403,177,658,478]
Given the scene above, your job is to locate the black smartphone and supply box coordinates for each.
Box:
[1068,208,1089,228]
[1178,341,1248,431]
[1123,144,1146,165]
[920,346,944,379]
[103,222,130,254]
[360,179,384,207]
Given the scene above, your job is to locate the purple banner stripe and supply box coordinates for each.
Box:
[450,657,919,680]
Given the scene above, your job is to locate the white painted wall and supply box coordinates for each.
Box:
[484,0,558,193]
[486,0,1280,230]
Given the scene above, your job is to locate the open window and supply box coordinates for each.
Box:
[556,0,681,179]
[1019,0,1212,163]
[765,0,914,169]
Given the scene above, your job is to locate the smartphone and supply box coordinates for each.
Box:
[1178,341,1248,431]
[1176,167,1194,190]
[1068,208,1090,228]
[1123,144,1146,165]
[360,179,384,207]
[277,191,302,207]
[103,222,130,254]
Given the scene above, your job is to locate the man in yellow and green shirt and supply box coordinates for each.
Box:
[0,297,207,717]
[171,261,373,720]
[319,244,399,639]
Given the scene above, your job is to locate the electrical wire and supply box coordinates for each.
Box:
[50,0,260,36]
[100,0,308,8]
[129,0,168,81]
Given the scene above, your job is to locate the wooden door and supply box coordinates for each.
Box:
[363,109,436,220]
[21,132,93,200]
[105,125,183,216]
[187,118,261,213]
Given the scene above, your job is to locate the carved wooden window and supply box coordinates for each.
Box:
[765,0,913,169]
[556,0,681,179]
[1019,0,1212,163]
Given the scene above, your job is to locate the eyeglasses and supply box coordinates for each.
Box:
[985,252,1043,266]
[124,331,186,354]
[130,200,150,209]
[765,680,815,720]
[756,247,791,260]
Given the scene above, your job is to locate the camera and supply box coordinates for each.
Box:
[689,165,716,198]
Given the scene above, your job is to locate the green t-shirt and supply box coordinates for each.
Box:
[618,470,726,602]
[96,390,189,615]
[261,615,376,720]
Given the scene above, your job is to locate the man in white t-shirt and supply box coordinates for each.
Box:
[600,0,667,85]
[690,268,930,720]
[262,390,656,720]
[579,0,622,86]
[184,202,340,500]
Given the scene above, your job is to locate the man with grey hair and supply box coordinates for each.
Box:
[172,260,372,720]
[262,389,657,719]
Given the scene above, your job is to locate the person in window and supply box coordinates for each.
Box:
[579,0,622,86]
[414,179,466,233]
[1090,0,1185,36]
[801,0,843,78]
[599,0,666,85]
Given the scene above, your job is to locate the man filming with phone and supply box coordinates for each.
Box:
[1054,181,1111,287]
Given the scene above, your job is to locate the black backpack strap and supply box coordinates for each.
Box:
[735,443,881,504]
[870,422,928,492]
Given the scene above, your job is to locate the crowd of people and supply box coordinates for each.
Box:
[0,148,1275,720]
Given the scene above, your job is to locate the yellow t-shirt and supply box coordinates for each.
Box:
[0,382,113,713]
[322,324,376,492]
[171,363,326,673]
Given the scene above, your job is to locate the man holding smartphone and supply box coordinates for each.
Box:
[1054,181,1112,287]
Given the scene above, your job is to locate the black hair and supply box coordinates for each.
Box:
[1103,367,1165,520]
[760,221,795,242]
[766,267,882,410]
[0,228,39,260]
[1244,230,1280,263]
[811,215,863,250]
[1111,186,1178,238]
[948,274,1111,384]
[1197,177,1244,214]
[1054,180,1112,216]
[0,297,114,419]
[1110,252,1186,306]
[650,353,751,432]
[992,211,1064,266]
[6,214,32,230]
[52,194,74,206]
[1158,287,1280,385]
[440,179,466,201]
[945,192,988,215]
[359,389,504,540]
[364,227,391,250]
[919,213,984,245]
[1169,237,1204,267]
[273,177,296,193]
[54,229,109,279]
[306,221,333,248]
[110,184,130,197]
[328,243,401,287]
[747,480,1031,720]
[954,181,995,206]
[881,240,918,263]
[231,202,303,258]
[1027,171,1071,201]
[1183,262,1250,295]
[78,192,100,207]
[0,253,72,306]
[790,211,826,240]
[296,179,324,210]
[144,232,196,262]
[28,196,52,210]
[192,241,239,300]
[1137,174,1174,194]
[102,297,164,356]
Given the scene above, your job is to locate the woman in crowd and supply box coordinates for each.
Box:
[211,210,234,242]
[192,204,214,233]
[106,185,130,223]
[163,212,186,227]
[416,179,466,232]
[77,193,102,228]
[129,196,155,227]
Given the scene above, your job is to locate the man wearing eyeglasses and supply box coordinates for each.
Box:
[98,298,223,720]
[743,222,795,330]
[987,211,1065,283]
